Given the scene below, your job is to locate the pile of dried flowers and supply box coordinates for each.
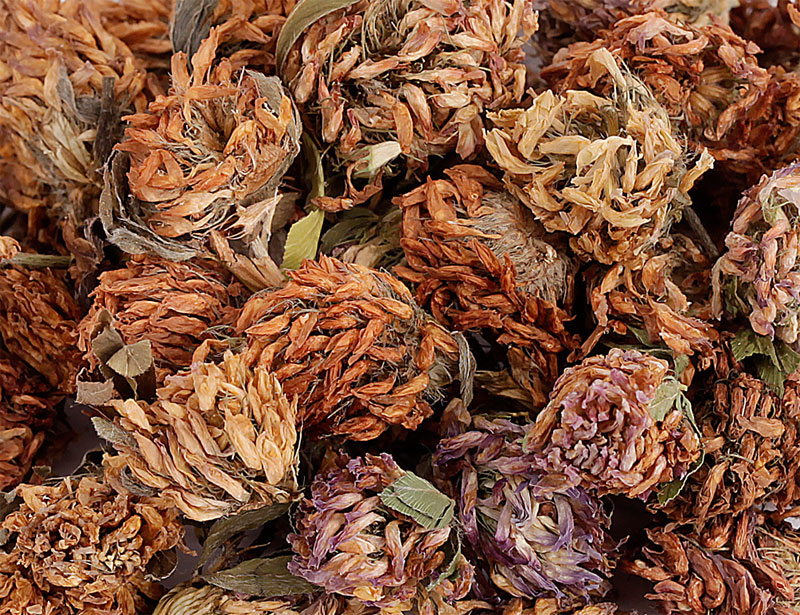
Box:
[5,0,800,614]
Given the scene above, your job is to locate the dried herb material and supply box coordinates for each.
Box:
[0,353,61,489]
[104,32,301,264]
[658,371,800,538]
[542,12,781,182]
[396,163,576,357]
[713,163,800,349]
[487,55,713,269]
[236,256,461,441]
[153,585,333,615]
[434,402,617,607]
[0,473,184,615]
[585,234,719,360]
[525,348,702,499]
[730,0,800,69]
[78,255,246,384]
[0,0,164,223]
[0,237,82,391]
[101,343,298,521]
[534,0,738,60]
[288,453,472,609]
[172,0,295,75]
[281,0,537,210]
[626,514,800,615]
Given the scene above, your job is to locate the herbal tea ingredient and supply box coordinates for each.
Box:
[3,1,800,614]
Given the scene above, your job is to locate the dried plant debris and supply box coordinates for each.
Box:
[434,401,617,608]
[657,370,800,540]
[288,453,472,610]
[0,237,82,392]
[525,348,702,500]
[626,513,800,615]
[103,31,301,264]
[487,54,713,269]
[171,0,295,75]
[713,162,800,350]
[585,233,719,360]
[730,0,800,69]
[0,473,185,615]
[98,342,298,521]
[540,11,800,183]
[78,254,246,383]
[0,0,166,223]
[0,352,61,489]
[281,0,537,210]
[237,256,462,441]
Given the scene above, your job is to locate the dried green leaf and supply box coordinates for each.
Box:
[281,209,324,271]
[276,0,360,72]
[204,556,316,597]
[379,471,455,530]
[303,133,325,202]
[92,416,137,449]
[76,379,115,406]
[92,326,125,365]
[106,340,154,379]
[171,0,219,60]
[731,328,777,363]
[658,451,705,506]
[199,504,291,567]
[649,377,683,422]
[319,209,378,253]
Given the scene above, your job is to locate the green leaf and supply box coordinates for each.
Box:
[204,556,316,597]
[276,0,360,73]
[658,451,705,506]
[628,326,653,347]
[319,208,379,253]
[281,209,324,271]
[776,340,800,375]
[649,377,683,422]
[379,471,455,530]
[673,353,689,378]
[107,340,154,379]
[731,328,777,363]
[303,133,325,202]
[199,504,291,567]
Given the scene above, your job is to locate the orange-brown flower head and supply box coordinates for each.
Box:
[236,256,461,441]
[395,164,577,405]
[77,254,246,383]
[0,0,167,221]
[0,352,62,489]
[104,31,301,263]
[0,236,82,392]
[0,473,184,615]
[487,55,714,269]
[525,348,702,500]
[100,342,298,521]
[171,0,296,75]
[281,0,537,210]
[542,12,777,181]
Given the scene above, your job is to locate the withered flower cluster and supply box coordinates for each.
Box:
[626,512,800,615]
[104,31,301,266]
[102,342,298,521]
[77,254,246,382]
[288,453,473,609]
[8,0,800,614]
[525,348,702,500]
[0,0,167,222]
[713,163,800,346]
[487,53,713,269]
[0,237,82,391]
[0,474,184,615]
[237,256,460,441]
[433,403,617,608]
[282,0,537,209]
[655,370,800,544]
